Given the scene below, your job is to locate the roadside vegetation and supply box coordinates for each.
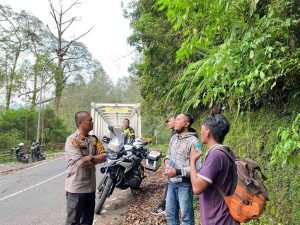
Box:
[126,0,300,224]
[0,0,299,224]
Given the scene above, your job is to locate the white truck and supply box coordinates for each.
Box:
[90,102,142,139]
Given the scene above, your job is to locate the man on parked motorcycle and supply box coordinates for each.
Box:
[65,111,106,225]
[122,119,135,144]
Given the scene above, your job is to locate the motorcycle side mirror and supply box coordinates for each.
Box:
[143,142,149,146]
[102,136,110,144]
[108,126,116,136]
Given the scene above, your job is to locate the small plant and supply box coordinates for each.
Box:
[271,113,300,167]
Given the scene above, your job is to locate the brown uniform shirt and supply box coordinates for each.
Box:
[65,130,105,193]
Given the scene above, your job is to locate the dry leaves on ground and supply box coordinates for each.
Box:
[123,166,168,225]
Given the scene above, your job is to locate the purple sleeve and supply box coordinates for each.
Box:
[198,150,223,184]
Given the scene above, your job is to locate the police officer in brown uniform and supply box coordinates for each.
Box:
[65,111,106,225]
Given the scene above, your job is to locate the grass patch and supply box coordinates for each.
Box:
[0,147,64,164]
[0,156,17,164]
[44,148,64,158]
[193,195,201,224]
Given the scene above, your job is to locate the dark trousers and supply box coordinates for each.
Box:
[66,192,95,225]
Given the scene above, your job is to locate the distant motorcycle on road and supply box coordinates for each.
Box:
[14,143,29,163]
[30,140,46,162]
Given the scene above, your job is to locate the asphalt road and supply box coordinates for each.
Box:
[0,157,104,225]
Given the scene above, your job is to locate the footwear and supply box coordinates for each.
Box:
[151,206,166,216]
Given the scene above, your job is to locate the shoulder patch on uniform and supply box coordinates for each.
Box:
[72,139,79,147]
[91,135,99,141]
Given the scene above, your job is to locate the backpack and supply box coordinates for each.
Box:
[212,145,269,223]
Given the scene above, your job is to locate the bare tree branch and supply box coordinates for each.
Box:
[63,55,86,61]
[48,1,60,33]
[112,51,136,63]
[63,72,73,83]
[40,97,54,104]
[62,26,94,54]
[61,17,77,25]
[62,0,80,15]
[46,24,58,40]
[61,17,76,35]
[18,75,55,97]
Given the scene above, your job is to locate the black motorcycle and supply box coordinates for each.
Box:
[15,143,29,163]
[30,140,46,162]
[95,126,149,214]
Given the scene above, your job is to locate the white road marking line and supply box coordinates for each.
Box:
[0,171,67,202]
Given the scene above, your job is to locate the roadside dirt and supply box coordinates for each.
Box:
[94,166,168,225]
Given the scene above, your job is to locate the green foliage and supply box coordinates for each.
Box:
[42,109,70,143]
[126,0,184,117]
[128,0,300,223]
[0,109,37,142]
[223,103,300,225]
[157,0,300,111]
[271,113,300,167]
[0,108,70,149]
[0,129,21,149]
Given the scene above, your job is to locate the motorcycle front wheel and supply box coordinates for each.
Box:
[95,176,113,214]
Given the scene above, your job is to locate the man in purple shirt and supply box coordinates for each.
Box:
[190,115,239,225]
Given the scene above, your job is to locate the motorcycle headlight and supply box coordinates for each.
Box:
[108,138,124,153]
[108,143,121,152]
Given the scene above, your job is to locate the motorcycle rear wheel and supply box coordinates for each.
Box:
[95,176,113,214]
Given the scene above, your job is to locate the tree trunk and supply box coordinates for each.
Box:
[5,49,20,109]
[5,83,12,109]
[31,72,38,110]
[54,57,64,115]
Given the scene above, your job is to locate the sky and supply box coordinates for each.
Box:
[0,0,135,82]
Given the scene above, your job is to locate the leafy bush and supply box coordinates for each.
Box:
[158,0,300,111]
[42,109,70,143]
[0,108,70,149]
[223,104,300,225]
[0,129,21,149]
[271,113,300,167]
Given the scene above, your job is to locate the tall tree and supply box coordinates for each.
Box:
[125,0,183,116]
[16,13,56,109]
[47,0,93,115]
[0,6,31,109]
